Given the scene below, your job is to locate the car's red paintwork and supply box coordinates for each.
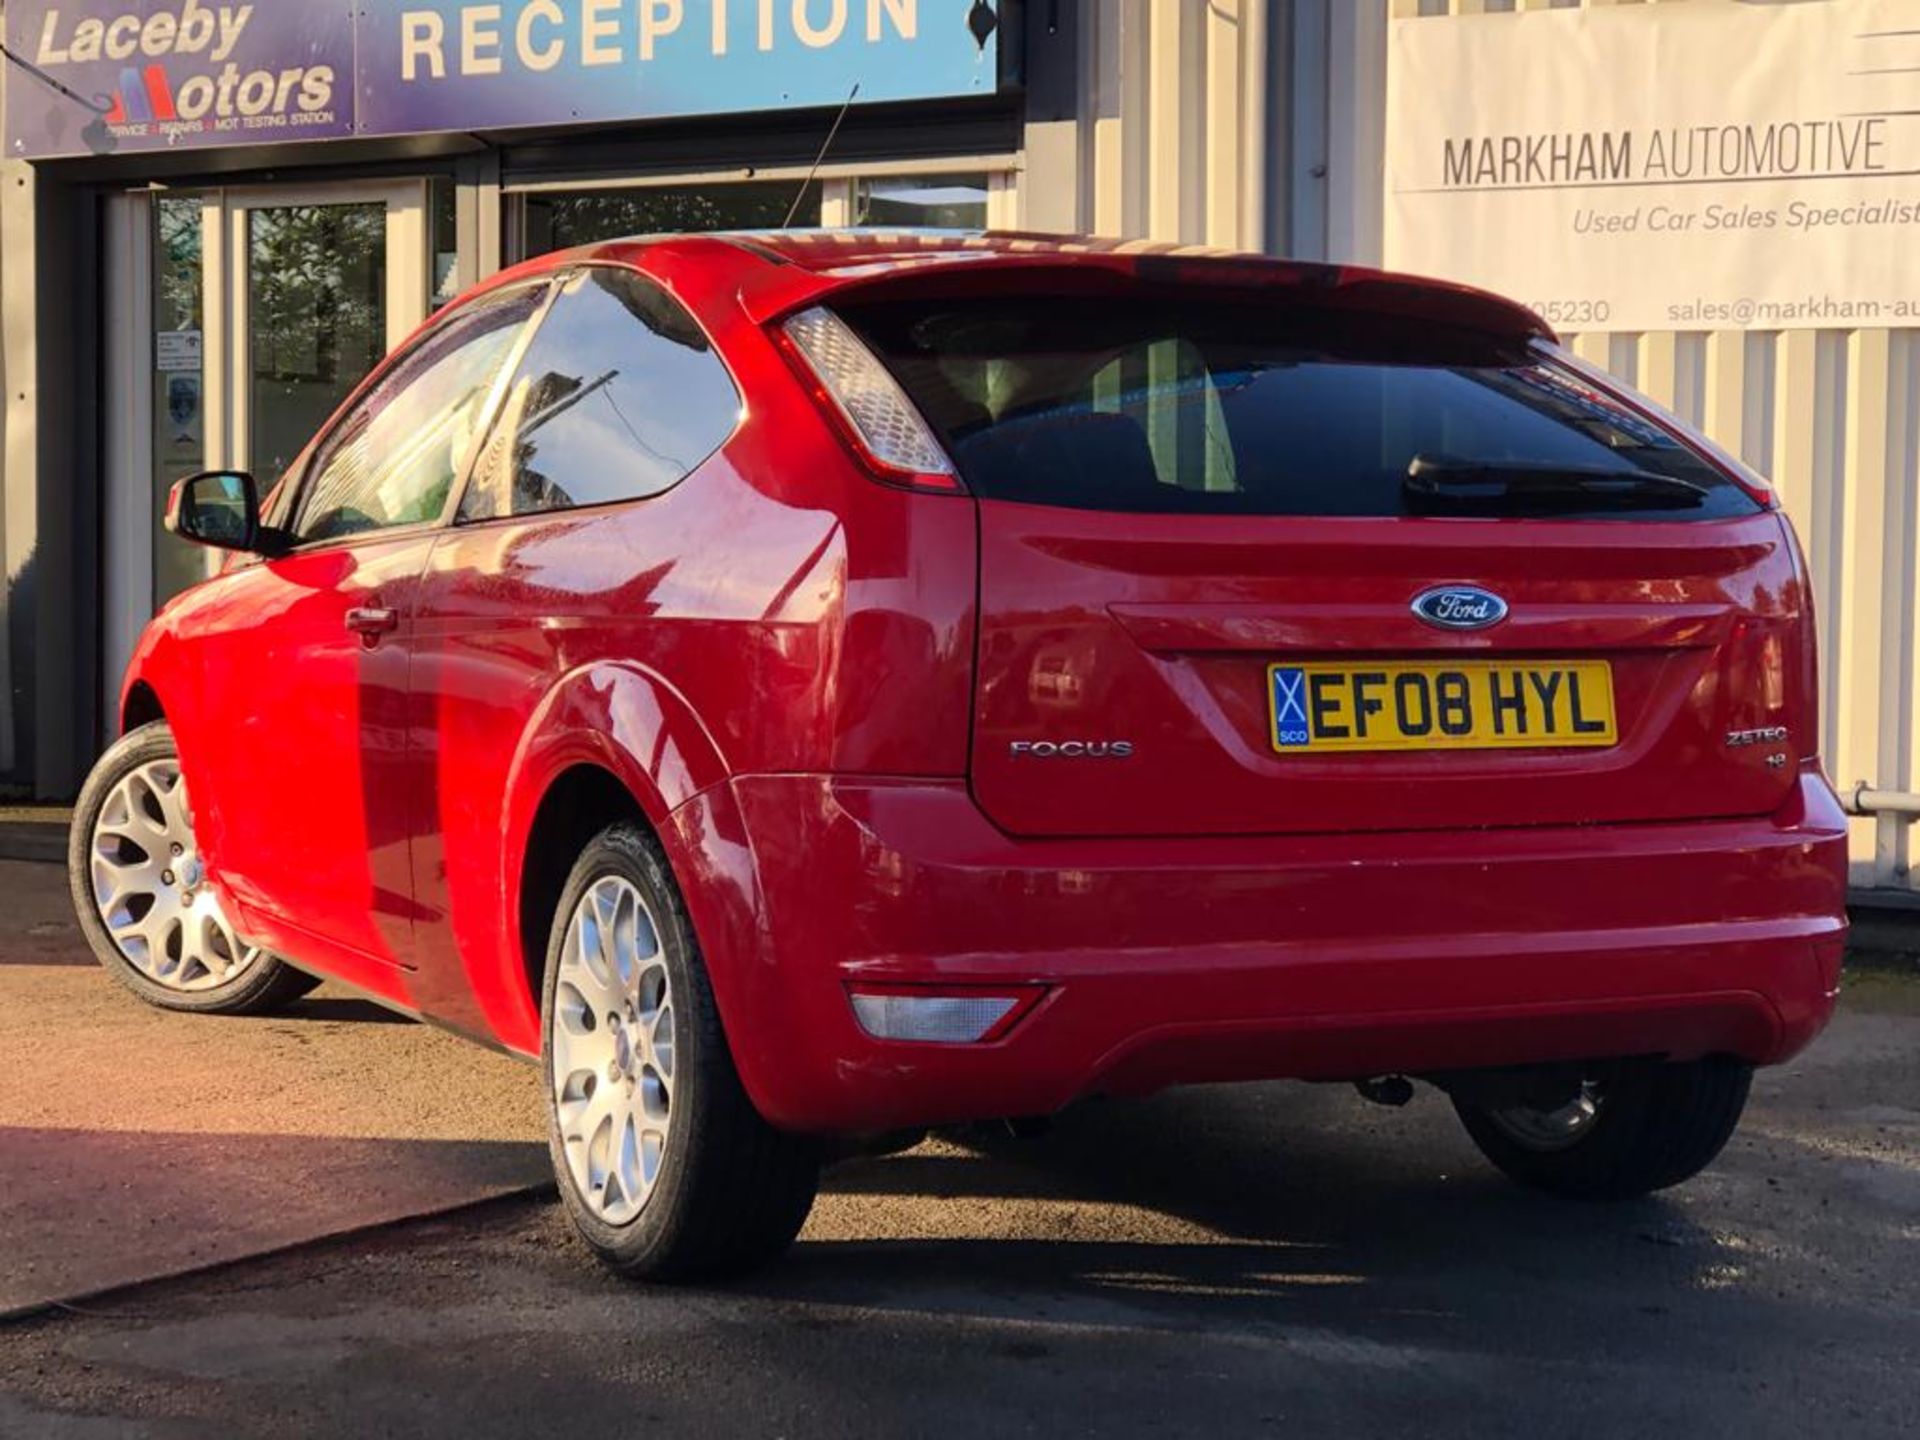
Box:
[970,506,1810,838]
[124,232,1849,1133]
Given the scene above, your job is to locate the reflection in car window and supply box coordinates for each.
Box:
[293,285,542,544]
[459,267,741,522]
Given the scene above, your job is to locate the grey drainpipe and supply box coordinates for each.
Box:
[1847,786,1920,819]
[1846,789,1920,899]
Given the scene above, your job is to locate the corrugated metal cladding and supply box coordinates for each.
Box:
[1028,0,1920,893]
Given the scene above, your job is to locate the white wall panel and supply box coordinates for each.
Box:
[1027,0,1265,251]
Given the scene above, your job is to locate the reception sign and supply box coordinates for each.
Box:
[354,1,997,138]
[5,1,1001,159]
[1386,0,1920,332]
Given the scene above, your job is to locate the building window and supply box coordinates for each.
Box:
[522,181,823,255]
[852,173,990,229]
[432,175,461,309]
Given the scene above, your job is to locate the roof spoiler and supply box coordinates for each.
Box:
[728,236,1555,345]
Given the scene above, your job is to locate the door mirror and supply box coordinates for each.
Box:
[165,471,283,555]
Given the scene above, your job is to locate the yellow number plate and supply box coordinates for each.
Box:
[1267,660,1617,753]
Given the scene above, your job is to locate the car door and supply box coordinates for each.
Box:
[184,284,545,991]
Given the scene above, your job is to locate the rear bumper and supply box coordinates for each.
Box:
[666,770,1849,1134]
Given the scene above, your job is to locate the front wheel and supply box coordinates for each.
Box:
[1452,1057,1753,1200]
[69,720,319,1015]
[541,821,819,1280]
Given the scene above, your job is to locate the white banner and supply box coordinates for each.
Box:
[1385,0,1920,332]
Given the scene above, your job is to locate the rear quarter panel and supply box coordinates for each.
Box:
[404,281,978,1050]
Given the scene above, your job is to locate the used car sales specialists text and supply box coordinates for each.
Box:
[1571,198,1920,236]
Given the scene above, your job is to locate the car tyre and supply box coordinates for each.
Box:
[1452,1057,1752,1200]
[542,821,819,1280]
[69,720,320,1015]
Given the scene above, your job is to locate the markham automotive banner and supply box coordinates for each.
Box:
[1386,0,1920,333]
[4,1,1000,160]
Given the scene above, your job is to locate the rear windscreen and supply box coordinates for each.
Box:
[840,296,1760,519]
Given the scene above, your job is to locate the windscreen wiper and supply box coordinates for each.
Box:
[1403,455,1710,516]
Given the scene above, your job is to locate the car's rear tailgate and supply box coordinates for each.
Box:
[970,507,1805,837]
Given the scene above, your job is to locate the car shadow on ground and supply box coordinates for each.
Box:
[285,995,419,1025]
[755,1080,1744,1345]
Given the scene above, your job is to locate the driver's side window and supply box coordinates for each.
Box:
[291,284,545,545]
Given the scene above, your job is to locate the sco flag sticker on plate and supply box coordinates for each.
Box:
[1269,661,1617,753]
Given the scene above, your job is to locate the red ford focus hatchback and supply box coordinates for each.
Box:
[72,232,1849,1278]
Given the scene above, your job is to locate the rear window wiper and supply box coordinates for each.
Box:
[1404,455,1711,515]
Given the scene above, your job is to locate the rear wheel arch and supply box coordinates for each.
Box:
[495,662,733,1050]
[516,763,656,1019]
[122,681,166,734]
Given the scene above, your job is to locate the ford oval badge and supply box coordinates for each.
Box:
[1412,585,1509,631]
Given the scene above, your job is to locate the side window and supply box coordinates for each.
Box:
[292,285,543,545]
[459,267,741,522]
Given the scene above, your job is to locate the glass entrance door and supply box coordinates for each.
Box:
[219,182,431,493]
[149,194,213,605]
[241,201,391,481]
[103,181,432,721]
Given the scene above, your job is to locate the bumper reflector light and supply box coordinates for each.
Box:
[848,987,1042,1044]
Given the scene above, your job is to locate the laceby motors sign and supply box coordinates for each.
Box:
[5,1,1000,159]
[8,4,353,154]
[1386,0,1920,332]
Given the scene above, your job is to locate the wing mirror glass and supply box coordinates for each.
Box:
[164,471,286,556]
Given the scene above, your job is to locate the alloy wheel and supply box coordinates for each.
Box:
[89,759,261,992]
[1484,1079,1606,1153]
[551,875,676,1226]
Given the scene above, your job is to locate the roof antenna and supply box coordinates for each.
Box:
[783,82,859,229]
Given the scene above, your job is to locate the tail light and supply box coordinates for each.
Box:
[1782,522,1822,765]
[776,306,965,494]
